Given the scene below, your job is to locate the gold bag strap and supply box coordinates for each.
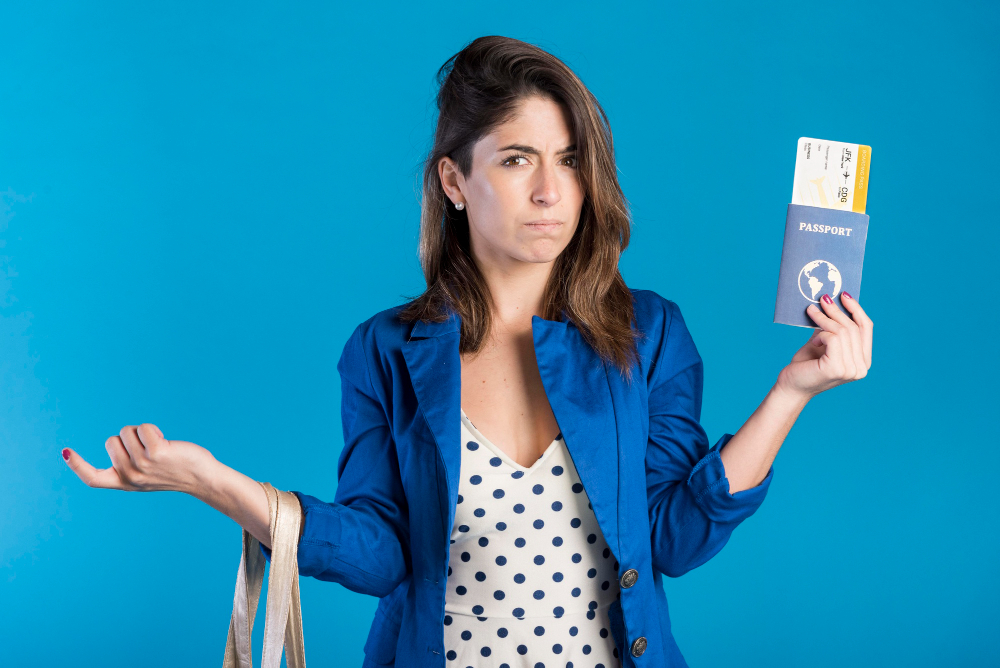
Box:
[222,481,306,668]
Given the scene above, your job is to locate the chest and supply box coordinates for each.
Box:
[460,332,560,469]
[398,315,654,592]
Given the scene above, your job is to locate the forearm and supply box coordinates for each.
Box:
[187,458,301,550]
[720,381,810,493]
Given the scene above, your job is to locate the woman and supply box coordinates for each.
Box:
[62,36,873,668]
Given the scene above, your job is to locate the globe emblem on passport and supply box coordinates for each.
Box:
[797,260,843,303]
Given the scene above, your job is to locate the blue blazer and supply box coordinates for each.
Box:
[260,288,774,667]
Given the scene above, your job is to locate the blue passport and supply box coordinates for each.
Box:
[774,204,870,328]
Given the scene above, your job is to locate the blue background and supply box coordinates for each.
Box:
[3,1,998,665]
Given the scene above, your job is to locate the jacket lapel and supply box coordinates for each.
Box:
[401,315,464,539]
[532,316,621,554]
[401,310,621,556]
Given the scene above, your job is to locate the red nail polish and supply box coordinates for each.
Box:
[822,294,833,304]
[842,291,852,300]
[62,448,70,461]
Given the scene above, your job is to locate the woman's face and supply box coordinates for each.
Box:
[439,95,584,272]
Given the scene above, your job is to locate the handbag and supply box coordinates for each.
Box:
[222,481,307,668]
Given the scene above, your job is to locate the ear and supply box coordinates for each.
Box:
[438,155,466,205]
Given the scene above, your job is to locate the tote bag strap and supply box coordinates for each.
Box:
[222,481,306,668]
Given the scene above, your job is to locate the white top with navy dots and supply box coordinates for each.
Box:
[443,408,622,668]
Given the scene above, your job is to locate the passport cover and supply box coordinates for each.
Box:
[774,204,869,328]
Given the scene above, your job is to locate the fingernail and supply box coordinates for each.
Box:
[842,291,852,300]
[822,294,833,304]
[61,448,70,461]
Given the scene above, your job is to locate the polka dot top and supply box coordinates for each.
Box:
[443,408,622,668]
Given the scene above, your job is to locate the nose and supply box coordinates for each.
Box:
[532,162,562,207]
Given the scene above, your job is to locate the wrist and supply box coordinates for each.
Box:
[771,377,813,411]
[185,453,228,503]
[185,455,275,548]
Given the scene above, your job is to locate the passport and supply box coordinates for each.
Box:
[773,204,870,328]
[775,136,873,328]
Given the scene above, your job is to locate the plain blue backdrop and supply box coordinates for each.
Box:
[2,1,998,665]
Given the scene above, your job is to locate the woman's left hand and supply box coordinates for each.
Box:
[776,292,874,401]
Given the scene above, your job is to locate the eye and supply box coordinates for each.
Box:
[501,153,530,168]
[500,154,579,168]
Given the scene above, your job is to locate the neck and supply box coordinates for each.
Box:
[476,256,554,333]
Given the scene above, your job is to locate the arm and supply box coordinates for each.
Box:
[61,425,291,551]
[645,290,874,577]
[720,383,808,494]
[59,326,409,599]
[645,299,775,578]
[255,324,412,598]
[722,291,875,494]
[188,460,304,551]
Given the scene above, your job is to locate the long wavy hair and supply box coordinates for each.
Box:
[399,35,640,379]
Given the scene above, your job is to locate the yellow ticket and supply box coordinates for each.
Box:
[791,137,871,213]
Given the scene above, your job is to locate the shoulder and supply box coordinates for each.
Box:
[628,287,682,338]
[343,301,414,352]
[627,287,701,383]
[335,301,417,388]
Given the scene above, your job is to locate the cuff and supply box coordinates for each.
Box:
[257,491,343,575]
[686,433,774,524]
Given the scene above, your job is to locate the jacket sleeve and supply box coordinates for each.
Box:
[645,298,773,578]
[258,323,411,598]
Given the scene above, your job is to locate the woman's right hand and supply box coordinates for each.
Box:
[62,423,217,495]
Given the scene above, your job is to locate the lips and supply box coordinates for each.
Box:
[524,220,562,230]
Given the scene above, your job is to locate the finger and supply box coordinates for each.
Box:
[805,302,840,332]
[809,300,855,369]
[120,425,149,467]
[106,436,141,489]
[819,294,864,378]
[817,293,853,328]
[840,291,873,327]
[840,292,873,371]
[61,447,128,490]
[839,299,866,379]
[806,307,856,380]
[808,327,826,347]
[136,423,165,455]
[813,328,854,379]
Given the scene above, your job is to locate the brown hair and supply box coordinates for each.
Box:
[399,35,640,379]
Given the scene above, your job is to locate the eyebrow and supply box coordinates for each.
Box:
[497,143,577,155]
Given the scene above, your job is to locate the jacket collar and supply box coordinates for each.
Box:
[407,313,460,339]
[406,306,571,340]
[400,308,621,558]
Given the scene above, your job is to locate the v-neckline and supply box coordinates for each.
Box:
[460,408,562,475]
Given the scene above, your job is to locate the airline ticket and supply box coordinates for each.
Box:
[791,137,871,214]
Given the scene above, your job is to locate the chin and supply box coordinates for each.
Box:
[519,242,567,264]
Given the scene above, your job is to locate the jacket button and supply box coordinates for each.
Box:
[631,636,647,657]
[620,568,638,589]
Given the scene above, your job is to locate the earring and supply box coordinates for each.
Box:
[455,201,465,211]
